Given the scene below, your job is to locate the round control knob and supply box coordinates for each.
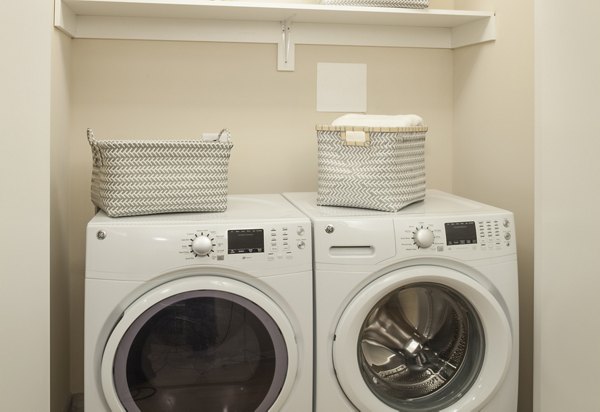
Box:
[297,240,306,250]
[413,228,435,249]
[191,235,213,256]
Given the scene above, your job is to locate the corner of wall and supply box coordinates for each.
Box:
[51,27,74,412]
[452,1,534,411]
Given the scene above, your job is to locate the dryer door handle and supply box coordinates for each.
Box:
[329,246,375,257]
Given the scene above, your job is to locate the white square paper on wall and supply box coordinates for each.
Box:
[317,63,367,113]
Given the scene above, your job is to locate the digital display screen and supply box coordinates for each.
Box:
[228,229,264,254]
[445,221,477,245]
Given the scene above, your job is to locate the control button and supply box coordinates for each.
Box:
[504,232,512,241]
[297,240,306,250]
[413,228,435,249]
[503,219,510,228]
[297,226,305,236]
[191,235,213,256]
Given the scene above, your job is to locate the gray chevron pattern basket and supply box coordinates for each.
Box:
[316,125,427,212]
[320,0,428,8]
[87,129,233,217]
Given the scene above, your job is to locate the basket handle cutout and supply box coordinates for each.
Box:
[340,130,370,146]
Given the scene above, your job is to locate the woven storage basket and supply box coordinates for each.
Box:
[320,0,428,8]
[316,125,427,212]
[87,129,233,217]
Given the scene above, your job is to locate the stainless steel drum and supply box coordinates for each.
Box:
[358,283,485,411]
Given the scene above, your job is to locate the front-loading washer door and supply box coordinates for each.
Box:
[333,266,512,412]
[100,276,298,412]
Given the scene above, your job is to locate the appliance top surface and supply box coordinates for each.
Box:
[89,194,308,226]
[283,190,511,220]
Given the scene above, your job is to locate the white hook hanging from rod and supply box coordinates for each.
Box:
[278,18,295,71]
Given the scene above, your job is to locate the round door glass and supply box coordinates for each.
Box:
[112,290,288,412]
[358,282,485,411]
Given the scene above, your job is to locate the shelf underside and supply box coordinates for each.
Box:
[55,0,496,70]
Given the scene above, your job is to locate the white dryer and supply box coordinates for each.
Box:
[284,190,518,412]
[84,194,312,412]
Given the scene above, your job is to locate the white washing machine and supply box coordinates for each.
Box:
[283,190,519,412]
[84,194,312,412]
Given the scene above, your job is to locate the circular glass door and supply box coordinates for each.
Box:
[359,283,484,411]
[101,276,298,412]
[333,266,512,412]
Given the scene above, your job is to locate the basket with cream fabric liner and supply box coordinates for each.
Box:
[316,121,427,212]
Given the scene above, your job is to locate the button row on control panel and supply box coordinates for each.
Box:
[270,227,291,253]
[268,226,308,259]
[478,220,511,248]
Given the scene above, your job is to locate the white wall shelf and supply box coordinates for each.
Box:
[55,0,496,71]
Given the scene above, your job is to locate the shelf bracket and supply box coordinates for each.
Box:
[278,19,295,72]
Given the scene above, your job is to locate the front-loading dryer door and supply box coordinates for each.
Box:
[333,266,512,412]
[100,276,298,412]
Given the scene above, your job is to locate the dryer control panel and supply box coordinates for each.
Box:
[180,223,310,263]
[86,220,311,280]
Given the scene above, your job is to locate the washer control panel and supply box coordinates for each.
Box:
[180,223,310,262]
[397,214,515,255]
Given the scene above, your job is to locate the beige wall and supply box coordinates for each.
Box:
[534,2,600,411]
[51,29,73,412]
[0,0,52,411]
[67,39,455,389]
[453,1,534,411]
